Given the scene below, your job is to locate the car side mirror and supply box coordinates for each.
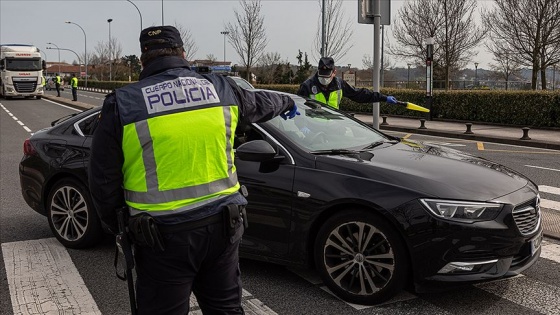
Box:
[236,140,277,162]
[42,60,47,71]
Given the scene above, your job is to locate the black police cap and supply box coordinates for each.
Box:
[139,26,184,52]
[318,57,335,77]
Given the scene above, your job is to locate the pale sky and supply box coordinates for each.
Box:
[0,0,494,70]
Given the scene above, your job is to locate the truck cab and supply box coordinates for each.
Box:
[0,44,46,99]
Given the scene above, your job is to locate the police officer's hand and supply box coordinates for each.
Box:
[386,96,398,104]
[281,104,300,120]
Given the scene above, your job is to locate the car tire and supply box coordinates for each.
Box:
[47,178,103,249]
[36,96,42,99]
[314,209,409,305]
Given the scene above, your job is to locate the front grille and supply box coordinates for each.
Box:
[14,81,37,93]
[512,197,540,235]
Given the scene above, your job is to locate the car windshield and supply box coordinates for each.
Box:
[261,96,390,151]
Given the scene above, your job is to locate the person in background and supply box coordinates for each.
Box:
[88,25,298,315]
[70,74,78,101]
[297,57,398,109]
[54,73,61,97]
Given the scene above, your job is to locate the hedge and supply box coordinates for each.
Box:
[256,85,560,128]
[80,81,560,128]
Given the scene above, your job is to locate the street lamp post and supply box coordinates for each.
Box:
[128,61,131,82]
[474,62,479,87]
[220,31,229,62]
[426,37,434,120]
[47,47,82,77]
[108,19,113,81]
[407,63,411,89]
[65,21,88,87]
[125,0,142,31]
[47,42,60,74]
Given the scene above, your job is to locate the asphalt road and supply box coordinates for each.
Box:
[1,96,560,315]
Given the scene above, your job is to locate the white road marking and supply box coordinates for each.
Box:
[42,99,82,111]
[1,104,33,135]
[540,241,560,263]
[540,185,560,195]
[526,165,560,172]
[424,141,466,147]
[2,238,102,315]
[542,199,560,212]
[2,238,277,315]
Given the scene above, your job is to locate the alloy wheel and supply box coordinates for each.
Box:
[323,221,395,296]
[49,185,89,242]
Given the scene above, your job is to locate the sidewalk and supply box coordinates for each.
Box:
[354,114,560,151]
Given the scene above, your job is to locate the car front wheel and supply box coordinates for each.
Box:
[314,209,409,305]
[47,178,103,249]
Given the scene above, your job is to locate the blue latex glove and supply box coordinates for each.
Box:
[280,104,300,120]
[386,96,397,104]
[300,126,311,134]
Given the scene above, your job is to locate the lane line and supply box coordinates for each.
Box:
[540,241,560,263]
[540,185,560,195]
[526,165,560,172]
[42,99,83,111]
[542,199,560,212]
[477,142,485,150]
[2,238,102,315]
[1,104,33,135]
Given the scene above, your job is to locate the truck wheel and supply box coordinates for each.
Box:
[36,96,42,99]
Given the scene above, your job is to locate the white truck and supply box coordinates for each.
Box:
[0,44,46,99]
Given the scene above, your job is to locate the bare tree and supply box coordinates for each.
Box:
[224,0,268,81]
[93,38,122,80]
[206,54,218,63]
[255,52,282,84]
[483,0,560,89]
[485,41,523,90]
[173,22,198,61]
[390,0,486,89]
[313,0,354,63]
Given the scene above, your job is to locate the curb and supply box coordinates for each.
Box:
[43,95,95,111]
[378,125,560,151]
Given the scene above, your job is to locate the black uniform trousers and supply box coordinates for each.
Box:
[135,219,245,315]
[55,83,60,96]
[72,87,77,101]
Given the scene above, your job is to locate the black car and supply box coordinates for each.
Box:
[19,94,542,305]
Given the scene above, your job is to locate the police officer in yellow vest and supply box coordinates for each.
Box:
[70,74,78,101]
[55,73,61,97]
[297,57,398,109]
[88,25,298,315]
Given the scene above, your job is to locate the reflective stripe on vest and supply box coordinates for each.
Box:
[122,106,239,213]
[309,89,343,109]
[118,80,240,216]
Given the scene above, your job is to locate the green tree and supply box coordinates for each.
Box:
[295,50,312,84]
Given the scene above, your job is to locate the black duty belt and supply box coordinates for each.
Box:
[157,211,223,234]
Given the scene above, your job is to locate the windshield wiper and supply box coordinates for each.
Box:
[310,149,363,155]
[362,140,399,150]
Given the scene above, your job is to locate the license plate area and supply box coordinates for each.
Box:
[530,232,542,256]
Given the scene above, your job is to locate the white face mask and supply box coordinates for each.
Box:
[318,76,333,86]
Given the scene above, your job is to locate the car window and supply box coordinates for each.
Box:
[262,98,388,151]
[76,113,100,136]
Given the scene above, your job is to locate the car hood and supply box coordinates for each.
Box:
[314,140,529,201]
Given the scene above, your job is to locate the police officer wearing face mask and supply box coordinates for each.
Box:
[297,57,397,109]
[88,25,298,315]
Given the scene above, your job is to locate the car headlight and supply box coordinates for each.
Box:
[420,199,503,222]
